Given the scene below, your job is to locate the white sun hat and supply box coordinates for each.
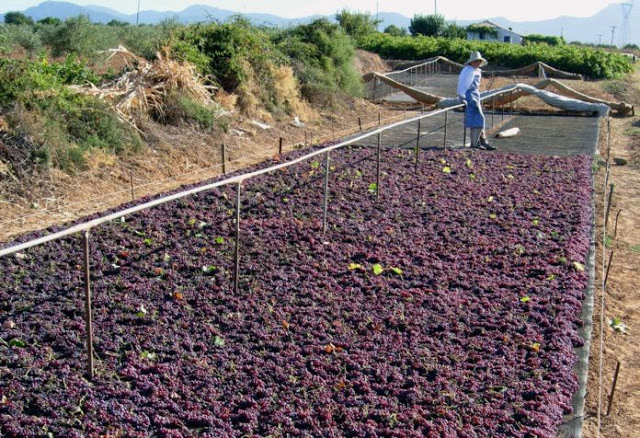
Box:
[465,51,488,67]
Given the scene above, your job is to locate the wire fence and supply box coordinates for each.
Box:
[0,88,519,380]
[0,110,414,237]
[365,58,459,101]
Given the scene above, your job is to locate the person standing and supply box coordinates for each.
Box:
[457,51,496,150]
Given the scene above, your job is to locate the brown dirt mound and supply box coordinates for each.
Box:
[353,49,390,75]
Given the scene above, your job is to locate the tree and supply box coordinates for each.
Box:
[384,25,407,37]
[38,17,62,26]
[107,19,130,27]
[4,12,35,26]
[442,22,467,39]
[335,9,380,41]
[409,14,445,37]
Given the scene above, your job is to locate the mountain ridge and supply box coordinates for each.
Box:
[3,1,638,46]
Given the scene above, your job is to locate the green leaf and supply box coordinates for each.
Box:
[573,261,585,272]
[8,338,26,348]
[348,263,362,270]
[465,159,473,168]
[469,173,476,180]
[140,350,156,360]
[213,335,226,347]
[520,296,531,303]
[532,218,540,226]
[311,160,320,169]
[187,218,197,226]
[440,158,447,164]
[368,183,378,194]
[546,274,556,281]
[609,317,629,334]
[506,174,515,180]
[487,196,494,203]
[390,267,403,275]
[143,238,153,246]
[489,213,497,219]
[372,264,384,275]
[215,237,225,244]
[442,166,451,174]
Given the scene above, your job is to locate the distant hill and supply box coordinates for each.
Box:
[5,1,640,45]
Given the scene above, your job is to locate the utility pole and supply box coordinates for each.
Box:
[610,25,616,46]
[136,0,141,26]
[376,0,379,30]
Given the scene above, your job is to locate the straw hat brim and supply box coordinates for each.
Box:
[465,57,488,67]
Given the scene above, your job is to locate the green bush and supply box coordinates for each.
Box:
[50,15,101,58]
[174,17,285,92]
[358,33,634,79]
[335,9,380,43]
[524,34,565,46]
[275,19,363,105]
[0,57,141,172]
[157,91,227,131]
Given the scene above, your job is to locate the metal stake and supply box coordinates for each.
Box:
[605,183,615,230]
[82,231,95,380]
[443,111,449,151]
[492,97,495,128]
[604,251,614,289]
[234,182,241,295]
[607,117,612,162]
[221,143,227,175]
[279,138,283,155]
[414,118,422,174]
[606,361,622,416]
[376,133,382,200]
[614,210,622,238]
[358,117,362,131]
[129,169,135,202]
[463,127,467,148]
[501,94,505,122]
[322,152,330,235]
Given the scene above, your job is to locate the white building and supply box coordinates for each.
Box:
[467,21,524,45]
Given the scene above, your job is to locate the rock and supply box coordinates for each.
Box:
[613,157,628,166]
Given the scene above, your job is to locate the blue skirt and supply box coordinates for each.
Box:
[464,89,485,129]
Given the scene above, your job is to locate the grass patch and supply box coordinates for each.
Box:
[630,244,640,254]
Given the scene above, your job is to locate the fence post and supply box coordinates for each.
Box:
[414,118,422,174]
[605,183,615,230]
[221,143,227,175]
[322,152,330,235]
[376,133,382,200]
[443,111,449,151]
[129,169,135,202]
[463,127,467,148]
[234,182,242,295]
[358,117,362,131]
[279,137,283,156]
[501,93,505,122]
[492,96,496,128]
[82,231,95,380]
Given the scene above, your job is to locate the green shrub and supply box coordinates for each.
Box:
[525,34,565,46]
[157,91,227,131]
[358,33,634,79]
[275,19,363,105]
[335,9,380,43]
[0,57,141,172]
[50,15,102,58]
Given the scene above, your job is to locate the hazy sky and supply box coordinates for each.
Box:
[1,0,622,22]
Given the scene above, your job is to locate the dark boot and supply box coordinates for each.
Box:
[480,134,497,150]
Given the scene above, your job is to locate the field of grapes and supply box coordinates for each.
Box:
[0,145,593,437]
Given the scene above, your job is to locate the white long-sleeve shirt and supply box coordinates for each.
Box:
[457,65,481,99]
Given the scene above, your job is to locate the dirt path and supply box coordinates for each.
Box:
[583,111,640,437]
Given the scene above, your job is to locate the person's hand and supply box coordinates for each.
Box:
[458,95,466,104]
